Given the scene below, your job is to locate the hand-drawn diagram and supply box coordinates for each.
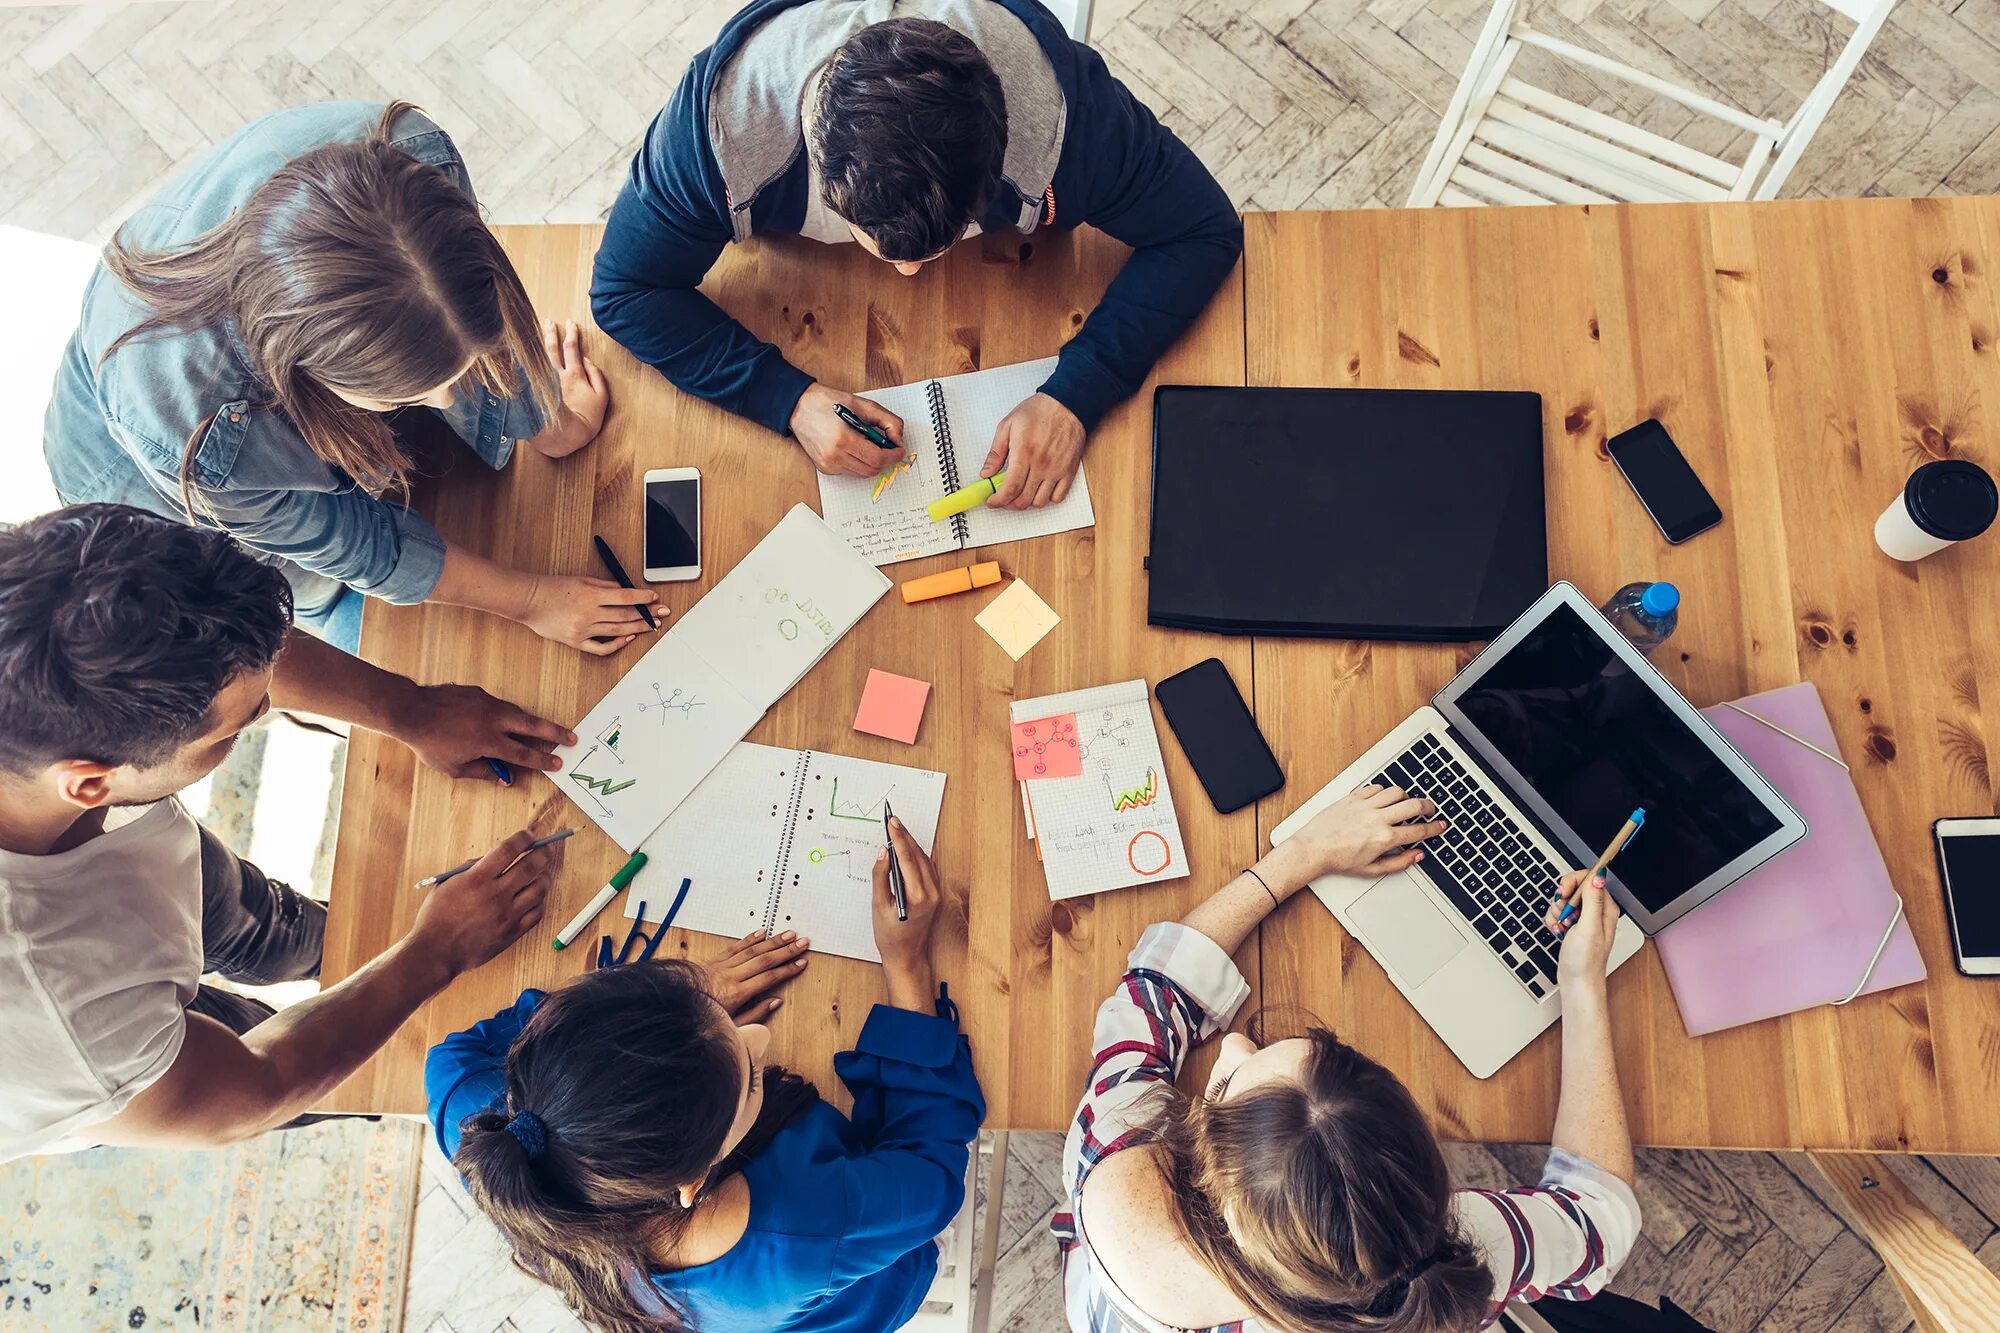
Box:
[828,775,896,823]
[1128,830,1173,876]
[1078,709,1135,761]
[594,717,626,762]
[1013,714,1081,779]
[637,682,704,725]
[567,737,638,815]
[1108,769,1160,812]
[870,455,916,503]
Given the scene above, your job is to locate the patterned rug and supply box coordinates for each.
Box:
[1,1118,423,1333]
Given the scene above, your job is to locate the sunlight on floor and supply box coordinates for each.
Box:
[0,224,94,524]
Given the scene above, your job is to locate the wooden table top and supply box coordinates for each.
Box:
[324,200,2000,1153]
[1245,201,2000,1154]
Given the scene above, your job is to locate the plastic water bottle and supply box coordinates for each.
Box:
[1600,581,1679,654]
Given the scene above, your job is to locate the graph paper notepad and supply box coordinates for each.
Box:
[817,357,1095,566]
[632,744,946,963]
[1011,680,1188,901]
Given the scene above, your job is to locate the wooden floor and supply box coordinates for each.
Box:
[8,1,2000,1329]
[1,0,1998,245]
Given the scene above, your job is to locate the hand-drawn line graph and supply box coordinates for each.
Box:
[594,717,626,762]
[828,776,896,823]
[1107,769,1159,812]
[567,743,637,816]
[638,683,704,724]
[870,455,915,503]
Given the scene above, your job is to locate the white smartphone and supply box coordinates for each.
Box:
[643,467,702,582]
[1934,817,2000,977]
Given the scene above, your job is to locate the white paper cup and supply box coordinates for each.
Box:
[1875,460,1997,562]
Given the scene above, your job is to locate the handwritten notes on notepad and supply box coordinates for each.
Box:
[633,744,946,963]
[552,505,891,850]
[1010,681,1188,900]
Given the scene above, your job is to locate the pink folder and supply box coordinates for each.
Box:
[1654,682,1927,1037]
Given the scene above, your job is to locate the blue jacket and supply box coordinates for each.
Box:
[590,0,1242,438]
[426,987,986,1333]
[42,102,545,618]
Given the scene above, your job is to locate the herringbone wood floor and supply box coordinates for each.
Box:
[2,0,1998,244]
[7,1,2000,1330]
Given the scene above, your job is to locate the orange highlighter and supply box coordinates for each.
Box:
[901,561,1003,604]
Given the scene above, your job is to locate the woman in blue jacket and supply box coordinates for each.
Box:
[425,817,983,1333]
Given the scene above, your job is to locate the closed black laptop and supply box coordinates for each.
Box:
[1147,386,1548,640]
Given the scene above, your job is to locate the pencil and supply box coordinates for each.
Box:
[419,828,575,889]
[591,534,659,630]
[1556,808,1645,929]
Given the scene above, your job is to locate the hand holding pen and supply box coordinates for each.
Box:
[1548,808,1644,936]
[871,816,941,1013]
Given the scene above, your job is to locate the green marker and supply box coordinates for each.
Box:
[928,473,1004,521]
[552,851,648,951]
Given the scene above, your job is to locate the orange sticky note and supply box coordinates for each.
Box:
[854,669,931,744]
[1012,713,1081,780]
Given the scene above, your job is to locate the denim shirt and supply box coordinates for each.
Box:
[41,102,544,613]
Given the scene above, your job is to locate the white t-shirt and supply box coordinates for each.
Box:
[0,799,203,1159]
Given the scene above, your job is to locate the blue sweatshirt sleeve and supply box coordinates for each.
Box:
[1038,45,1243,431]
[423,988,546,1161]
[591,81,815,438]
[827,1001,987,1281]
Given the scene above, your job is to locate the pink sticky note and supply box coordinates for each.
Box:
[854,669,932,744]
[1011,713,1082,780]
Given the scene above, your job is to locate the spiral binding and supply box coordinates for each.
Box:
[928,380,970,546]
[763,751,815,932]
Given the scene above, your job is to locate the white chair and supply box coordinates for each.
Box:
[1407,0,1895,207]
[906,1130,1009,1333]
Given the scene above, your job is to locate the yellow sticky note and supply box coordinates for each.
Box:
[974,580,1060,661]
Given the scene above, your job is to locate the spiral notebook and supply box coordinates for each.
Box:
[630,743,946,963]
[818,356,1096,566]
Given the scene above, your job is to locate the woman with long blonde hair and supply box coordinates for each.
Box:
[44,100,656,656]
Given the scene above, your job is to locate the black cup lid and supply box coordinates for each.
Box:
[1906,459,1998,541]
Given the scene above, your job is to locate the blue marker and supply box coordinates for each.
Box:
[484,757,513,786]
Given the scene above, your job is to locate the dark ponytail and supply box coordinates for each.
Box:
[451,962,819,1333]
[1148,1025,1494,1332]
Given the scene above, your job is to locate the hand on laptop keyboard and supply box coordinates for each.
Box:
[1274,784,1447,881]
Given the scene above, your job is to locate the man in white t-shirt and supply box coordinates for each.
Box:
[0,504,580,1158]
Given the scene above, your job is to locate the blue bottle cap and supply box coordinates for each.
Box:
[1640,582,1680,617]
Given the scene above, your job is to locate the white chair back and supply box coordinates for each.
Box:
[1409,0,1897,207]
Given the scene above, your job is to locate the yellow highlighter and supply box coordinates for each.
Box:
[927,473,1004,521]
[901,561,1003,604]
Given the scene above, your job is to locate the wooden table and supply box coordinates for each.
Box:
[321,223,1253,1124]
[323,201,2000,1158]
[1247,201,2000,1156]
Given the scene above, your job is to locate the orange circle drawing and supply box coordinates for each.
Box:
[1128,830,1172,876]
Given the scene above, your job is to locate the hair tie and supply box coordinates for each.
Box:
[504,1109,548,1159]
[1403,1249,1444,1282]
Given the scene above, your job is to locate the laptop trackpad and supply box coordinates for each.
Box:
[1350,880,1465,988]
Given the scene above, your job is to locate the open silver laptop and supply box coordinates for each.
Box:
[1271,582,1806,1078]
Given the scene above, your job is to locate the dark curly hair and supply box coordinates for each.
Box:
[0,504,292,775]
[812,18,1008,262]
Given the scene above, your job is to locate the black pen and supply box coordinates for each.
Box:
[590,534,658,630]
[833,402,898,451]
[883,800,908,921]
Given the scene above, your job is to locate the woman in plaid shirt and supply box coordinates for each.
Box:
[1052,783,1640,1332]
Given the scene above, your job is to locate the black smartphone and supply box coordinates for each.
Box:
[1154,659,1284,814]
[1934,818,2000,977]
[1606,419,1722,544]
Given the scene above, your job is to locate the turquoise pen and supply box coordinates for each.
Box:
[1557,809,1644,930]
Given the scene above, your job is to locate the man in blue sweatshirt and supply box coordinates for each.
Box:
[591,0,1243,510]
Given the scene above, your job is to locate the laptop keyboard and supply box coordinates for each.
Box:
[1370,736,1567,999]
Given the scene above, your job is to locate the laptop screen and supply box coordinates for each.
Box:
[1442,600,1783,914]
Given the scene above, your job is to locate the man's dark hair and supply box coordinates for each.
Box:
[814,18,1008,262]
[0,505,292,775]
